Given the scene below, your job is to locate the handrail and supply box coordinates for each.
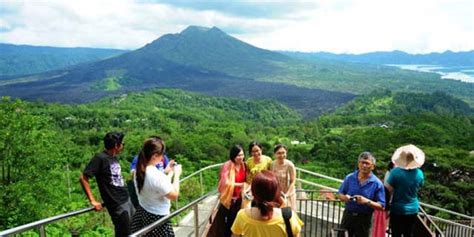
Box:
[0,206,96,236]
[296,167,344,183]
[420,202,473,220]
[180,163,222,183]
[428,215,474,229]
[296,177,338,192]
[130,190,217,237]
[419,205,445,237]
[0,164,224,237]
[2,163,472,236]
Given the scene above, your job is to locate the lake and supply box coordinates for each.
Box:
[387,64,474,83]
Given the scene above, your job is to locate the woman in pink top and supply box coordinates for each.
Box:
[207,145,247,237]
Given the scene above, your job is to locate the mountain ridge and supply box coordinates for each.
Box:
[0,26,354,118]
[0,43,127,77]
[142,26,291,78]
[1,26,472,116]
[282,50,474,66]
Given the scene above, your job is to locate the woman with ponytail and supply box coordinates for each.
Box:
[231,171,303,237]
[131,137,181,236]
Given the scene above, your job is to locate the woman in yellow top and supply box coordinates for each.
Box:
[271,144,297,210]
[246,141,272,184]
[231,171,303,237]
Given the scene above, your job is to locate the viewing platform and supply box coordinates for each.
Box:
[1,164,473,237]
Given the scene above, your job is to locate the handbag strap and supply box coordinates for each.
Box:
[282,207,294,237]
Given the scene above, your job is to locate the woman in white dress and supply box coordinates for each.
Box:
[271,144,297,210]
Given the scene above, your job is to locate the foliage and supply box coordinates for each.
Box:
[0,88,472,234]
[306,90,473,217]
[0,89,301,233]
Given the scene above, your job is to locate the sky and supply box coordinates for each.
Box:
[0,0,473,54]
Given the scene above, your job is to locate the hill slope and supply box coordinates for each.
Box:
[143,26,291,78]
[282,50,474,66]
[0,27,354,117]
[0,43,127,77]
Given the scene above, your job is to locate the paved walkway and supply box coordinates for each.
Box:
[173,195,219,237]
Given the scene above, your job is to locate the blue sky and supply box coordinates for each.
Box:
[0,0,473,54]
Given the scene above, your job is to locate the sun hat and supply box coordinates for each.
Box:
[391,144,425,169]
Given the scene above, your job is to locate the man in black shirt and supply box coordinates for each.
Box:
[79,132,135,237]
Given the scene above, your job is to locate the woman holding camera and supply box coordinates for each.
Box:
[131,137,181,236]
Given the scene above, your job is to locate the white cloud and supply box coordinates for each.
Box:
[0,0,472,53]
[240,0,474,53]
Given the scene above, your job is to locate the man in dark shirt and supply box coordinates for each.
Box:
[338,152,385,237]
[79,132,135,237]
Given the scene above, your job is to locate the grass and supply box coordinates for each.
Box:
[90,76,121,91]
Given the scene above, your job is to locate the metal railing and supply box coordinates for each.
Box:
[427,215,474,237]
[295,167,473,237]
[419,205,445,237]
[0,206,96,236]
[0,163,223,237]
[1,163,472,237]
[295,190,344,237]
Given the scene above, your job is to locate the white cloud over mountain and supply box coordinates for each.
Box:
[0,0,472,53]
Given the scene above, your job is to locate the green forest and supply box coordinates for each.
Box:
[1,89,473,235]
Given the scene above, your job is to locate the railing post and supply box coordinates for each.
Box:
[39,225,45,237]
[194,204,199,237]
[200,172,204,195]
[297,169,308,200]
[297,170,302,198]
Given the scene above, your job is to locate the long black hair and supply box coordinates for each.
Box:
[136,137,165,193]
[229,144,244,163]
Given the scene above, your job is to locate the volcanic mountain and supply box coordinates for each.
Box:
[0,26,355,117]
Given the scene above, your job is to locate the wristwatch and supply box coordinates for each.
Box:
[366,200,371,206]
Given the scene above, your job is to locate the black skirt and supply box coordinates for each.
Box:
[131,206,175,237]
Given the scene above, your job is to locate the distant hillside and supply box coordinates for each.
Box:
[0,27,354,118]
[273,51,473,104]
[0,43,127,77]
[1,26,472,114]
[333,89,473,117]
[282,50,474,66]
